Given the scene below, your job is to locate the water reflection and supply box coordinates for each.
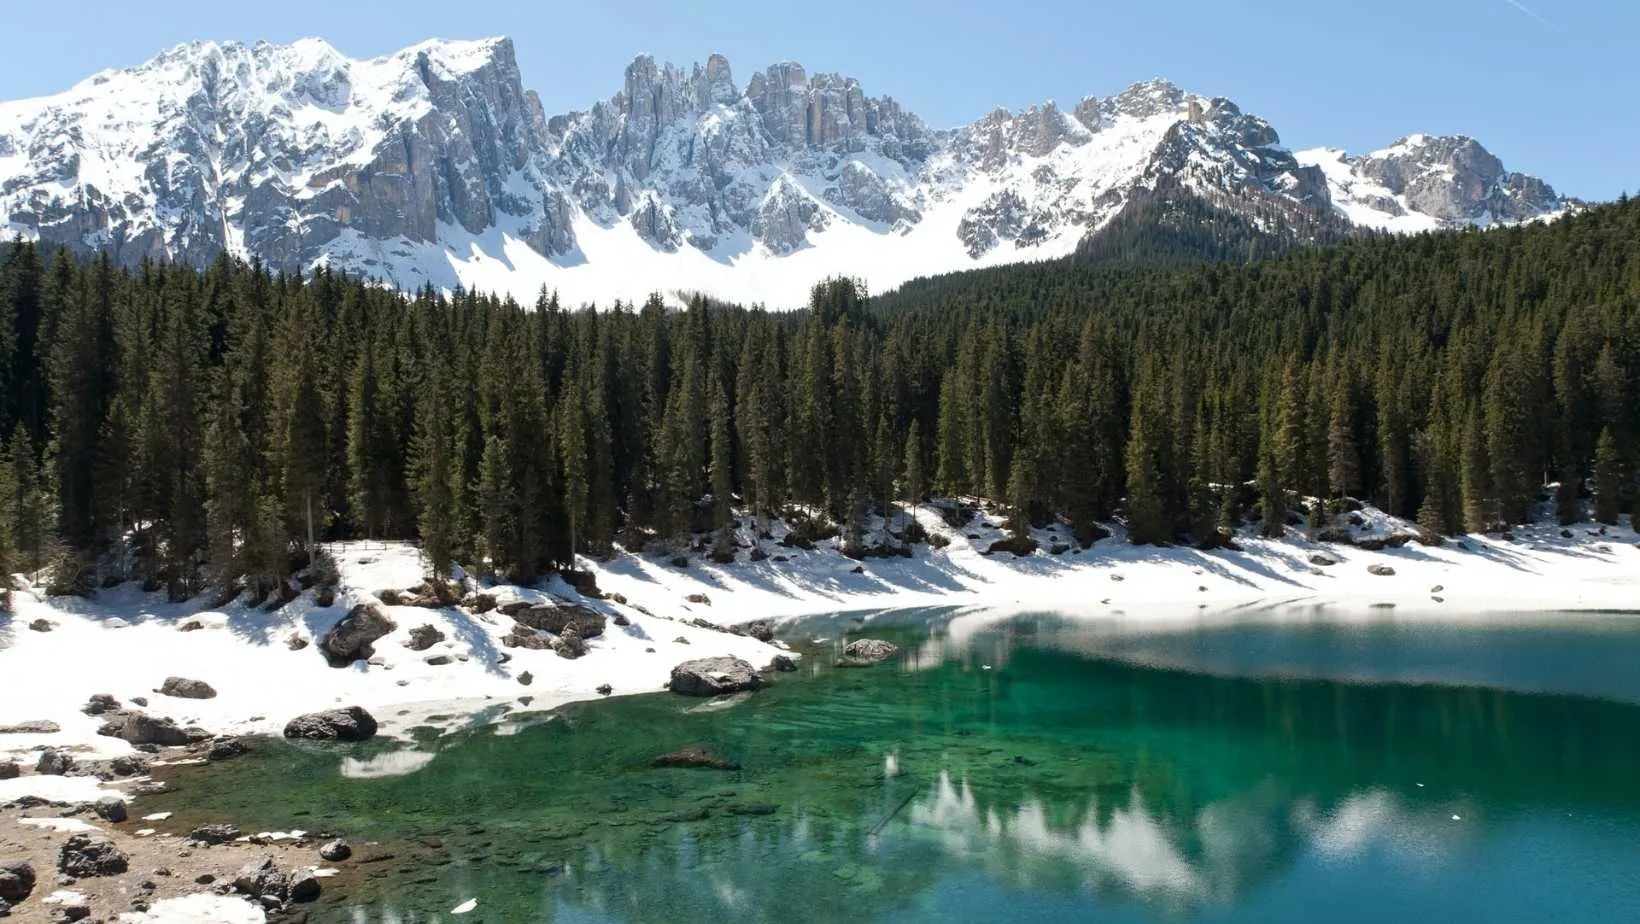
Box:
[147,608,1640,922]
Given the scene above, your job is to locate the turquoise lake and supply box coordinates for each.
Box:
[147,607,1640,922]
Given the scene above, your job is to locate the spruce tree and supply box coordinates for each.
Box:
[1593,427,1622,526]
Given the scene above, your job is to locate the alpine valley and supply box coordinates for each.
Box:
[0,36,1578,308]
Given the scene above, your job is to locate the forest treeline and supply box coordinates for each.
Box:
[0,194,1637,599]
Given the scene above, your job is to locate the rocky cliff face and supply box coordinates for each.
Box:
[0,37,1581,306]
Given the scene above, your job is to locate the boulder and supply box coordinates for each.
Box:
[685,593,712,606]
[317,839,351,863]
[1367,564,1397,577]
[0,762,18,781]
[733,620,775,642]
[502,625,556,650]
[287,869,321,903]
[286,633,310,651]
[0,860,35,903]
[27,619,52,632]
[669,657,766,696]
[553,626,587,660]
[837,639,900,667]
[321,604,397,667]
[515,604,605,639]
[653,748,741,771]
[405,625,445,651]
[57,835,129,877]
[282,706,379,742]
[35,750,71,775]
[116,713,195,747]
[517,671,533,686]
[233,857,288,901]
[80,694,121,716]
[596,684,613,695]
[94,796,128,824]
[206,737,249,762]
[1308,553,1339,567]
[0,720,60,734]
[159,676,217,700]
[424,654,452,666]
[189,824,241,845]
[766,654,798,673]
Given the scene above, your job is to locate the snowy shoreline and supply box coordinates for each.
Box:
[3,503,1638,775]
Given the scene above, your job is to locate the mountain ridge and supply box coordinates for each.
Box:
[0,36,1580,307]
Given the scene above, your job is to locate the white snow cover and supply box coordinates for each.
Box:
[3,503,1639,780]
[0,37,1578,310]
[116,893,267,923]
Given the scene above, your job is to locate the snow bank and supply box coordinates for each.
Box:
[115,893,267,923]
[3,504,1638,773]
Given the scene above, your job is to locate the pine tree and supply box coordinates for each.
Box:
[1593,427,1622,526]
[414,371,457,583]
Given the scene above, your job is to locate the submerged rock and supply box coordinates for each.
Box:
[159,676,217,700]
[669,657,765,696]
[283,706,379,742]
[653,747,741,771]
[732,620,775,642]
[766,654,798,673]
[57,835,129,877]
[321,604,397,667]
[836,639,899,668]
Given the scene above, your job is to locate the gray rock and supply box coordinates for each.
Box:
[287,869,321,903]
[317,839,351,862]
[116,713,196,747]
[206,737,249,762]
[27,619,52,632]
[321,604,397,667]
[1308,553,1339,567]
[766,654,798,673]
[0,860,35,903]
[840,639,899,664]
[80,694,121,716]
[94,797,128,824]
[57,835,128,877]
[189,824,240,845]
[35,750,71,775]
[1367,564,1397,577]
[0,762,18,781]
[232,857,287,901]
[405,624,445,651]
[553,626,587,660]
[669,657,766,696]
[0,720,60,734]
[517,671,534,686]
[515,604,606,638]
[283,706,378,741]
[159,676,217,699]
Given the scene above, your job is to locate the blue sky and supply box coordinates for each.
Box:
[4,0,1633,199]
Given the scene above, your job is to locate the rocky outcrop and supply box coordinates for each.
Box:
[35,750,71,775]
[282,706,379,741]
[107,712,207,747]
[0,762,18,780]
[669,657,766,696]
[514,604,605,638]
[57,835,129,877]
[321,604,397,666]
[159,676,217,699]
[0,720,60,734]
[189,824,241,845]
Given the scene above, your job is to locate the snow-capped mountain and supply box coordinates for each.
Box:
[0,37,1579,307]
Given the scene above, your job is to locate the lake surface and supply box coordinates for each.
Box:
[148,607,1640,922]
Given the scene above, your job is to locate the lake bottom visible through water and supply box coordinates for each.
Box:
[147,608,1640,923]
